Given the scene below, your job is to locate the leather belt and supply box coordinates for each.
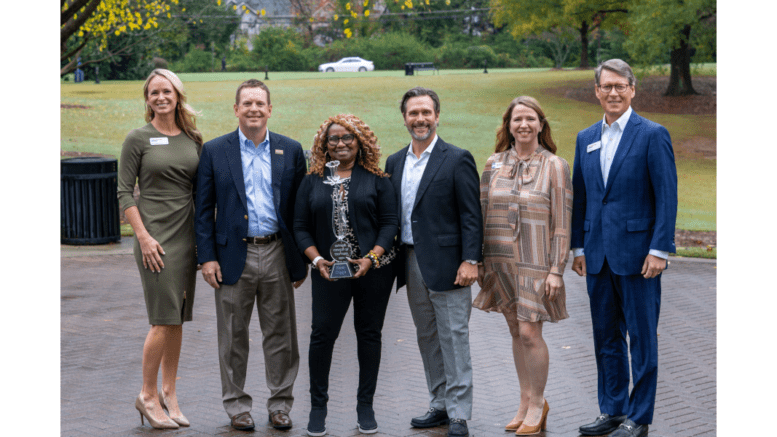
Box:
[404,244,414,250]
[243,232,280,245]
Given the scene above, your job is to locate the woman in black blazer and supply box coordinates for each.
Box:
[294,114,398,436]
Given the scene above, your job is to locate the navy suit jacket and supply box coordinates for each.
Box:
[195,129,308,284]
[293,164,398,266]
[570,111,677,276]
[385,137,483,291]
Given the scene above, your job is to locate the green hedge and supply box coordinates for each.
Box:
[207,30,557,72]
[172,48,214,73]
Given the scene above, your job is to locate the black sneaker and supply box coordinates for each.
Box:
[356,402,378,434]
[307,407,327,436]
[448,418,469,437]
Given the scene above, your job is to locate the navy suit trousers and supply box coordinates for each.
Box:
[586,257,661,425]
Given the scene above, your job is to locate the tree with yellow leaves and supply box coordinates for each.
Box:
[61,0,179,75]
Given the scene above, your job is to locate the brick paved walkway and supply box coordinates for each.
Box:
[61,241,716,436]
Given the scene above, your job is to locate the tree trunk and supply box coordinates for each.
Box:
[579,20,589,69]
[665,25,698,96]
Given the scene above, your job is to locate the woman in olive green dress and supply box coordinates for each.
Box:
[118,69,202,429]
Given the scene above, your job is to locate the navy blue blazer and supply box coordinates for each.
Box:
[195,129,308,284]
[570,111,677,276]
[385,137,483,291]
[293,164,398,266]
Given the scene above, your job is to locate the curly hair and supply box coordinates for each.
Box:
[495,96,556,155]
[308,114,388,178]
[143,69,203,146]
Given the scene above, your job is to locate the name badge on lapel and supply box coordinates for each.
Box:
[150,137,169,146]
[586,141,601,153]
[492,161,503,169]
[274,149,283,155]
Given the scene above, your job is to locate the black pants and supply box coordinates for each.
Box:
[308,264,394,408]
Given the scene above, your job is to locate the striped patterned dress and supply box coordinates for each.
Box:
[472,147,573,322]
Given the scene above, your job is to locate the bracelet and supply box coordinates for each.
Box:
[365,250,380,269]
[311,256,324,268]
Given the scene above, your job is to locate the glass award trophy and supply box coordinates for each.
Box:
[324,161,355,279]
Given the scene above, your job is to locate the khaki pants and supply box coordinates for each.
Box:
[214,239,299,418]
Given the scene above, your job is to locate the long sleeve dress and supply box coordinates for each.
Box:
[472,147,573,322]
[118,123,201,325]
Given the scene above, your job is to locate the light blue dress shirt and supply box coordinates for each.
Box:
[572,107,667,260]
[400,135,438,245]
[238,128,278,237]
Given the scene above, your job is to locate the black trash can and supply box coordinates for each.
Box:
[61,157,121,245]
[405,63,415,76]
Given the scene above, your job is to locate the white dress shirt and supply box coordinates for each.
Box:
[400,135,439,245]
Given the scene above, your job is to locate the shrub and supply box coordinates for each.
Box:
[253,27,311,71]
[173,48,213,72]
[226,39,261,72]
[318,32,430,70]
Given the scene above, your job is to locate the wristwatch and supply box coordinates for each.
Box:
[465,260,478,265]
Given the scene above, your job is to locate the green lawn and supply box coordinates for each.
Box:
[61,67,716,231]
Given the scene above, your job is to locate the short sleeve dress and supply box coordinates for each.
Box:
[117,123,201,325]
[472,147,573,322]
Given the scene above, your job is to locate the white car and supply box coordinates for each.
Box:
[318,57,374,72]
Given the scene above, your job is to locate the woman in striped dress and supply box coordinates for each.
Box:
[474,96,573,436]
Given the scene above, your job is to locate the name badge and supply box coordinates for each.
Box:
[150,137,169,146]
[492,161,503,169]
[274,149,283,155]
[586,141,601,153]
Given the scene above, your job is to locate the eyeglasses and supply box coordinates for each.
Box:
[327,134,355,146]
[598,83,631,93]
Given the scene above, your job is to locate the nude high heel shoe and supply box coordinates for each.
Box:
[505,409,524,432]
[515,400,549,436]
[135,394,179,429]
[505,418,523,432]
[159,392,190,427]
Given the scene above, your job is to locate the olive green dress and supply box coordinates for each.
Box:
[118,123,201,325]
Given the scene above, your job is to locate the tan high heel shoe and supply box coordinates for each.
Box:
[135,394,179,429]
[515,400,549,436]
[505,418,523,432]
[159,392,190,427]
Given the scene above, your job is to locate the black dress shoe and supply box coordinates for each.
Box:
[231,412,255,431]
[410,408,449,428]
[448,418,469,437]
[610,419,648,437]
[579,413,627,435]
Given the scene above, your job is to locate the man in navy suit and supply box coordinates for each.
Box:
[571,59,677,437]
[195,79,307,432]
[385,87,483,437]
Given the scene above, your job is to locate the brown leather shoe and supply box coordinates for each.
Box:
[231,412,255,431]
[269,410,292,430]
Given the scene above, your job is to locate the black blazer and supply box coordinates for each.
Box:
[385,137,483,291]
[293,164,398,269]
[195,129,308,284]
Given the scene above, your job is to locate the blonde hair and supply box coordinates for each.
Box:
[143,69,203,146]
[308,114,388,178]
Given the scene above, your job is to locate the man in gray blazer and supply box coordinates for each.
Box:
[385,87,483,437]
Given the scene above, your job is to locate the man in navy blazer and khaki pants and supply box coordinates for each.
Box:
[385,87,483,437]
[571,59,677,437]
[196,79,307,432]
